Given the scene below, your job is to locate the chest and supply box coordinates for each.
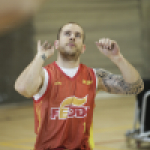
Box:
[50,72,94,102]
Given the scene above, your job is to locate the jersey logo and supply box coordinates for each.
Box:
[54,82,62,85]
[51,96,89,120]
[82,79,93,85]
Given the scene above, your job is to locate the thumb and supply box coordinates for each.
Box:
[37,40,42,52]
[95,41,102,50]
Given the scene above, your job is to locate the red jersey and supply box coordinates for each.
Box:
[33,62,96,150]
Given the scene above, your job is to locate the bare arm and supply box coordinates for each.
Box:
[96,68,144,94]
[95,38,144,94]
[15,41,54,97]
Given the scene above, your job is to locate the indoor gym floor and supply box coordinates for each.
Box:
[0,94,150,150]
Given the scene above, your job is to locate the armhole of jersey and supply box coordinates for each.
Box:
[90,68,97,109]
[33,67,51,103]
[92,68,98,89]
[33,101,38,134]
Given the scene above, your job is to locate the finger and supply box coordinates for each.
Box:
[110,40,116,49]
[95,42,104,54]
[42,41,48,48]
[100,38,106,49]
[95,41,102,48]
[38,40,41,47]
[99,38,105,45]
[111,43,115,49]
[105,38,109,49]
[97,39,103,46]
[108,39,111,49]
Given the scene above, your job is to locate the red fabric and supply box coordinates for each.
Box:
[33,62,96,150]
[46,148,81,150]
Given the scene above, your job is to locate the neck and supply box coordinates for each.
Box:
[56,53,80,68]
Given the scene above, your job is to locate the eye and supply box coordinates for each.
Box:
[65,31,71,36]
[75,33,81,37]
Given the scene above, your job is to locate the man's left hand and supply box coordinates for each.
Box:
[96,38,121,59]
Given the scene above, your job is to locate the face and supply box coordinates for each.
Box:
[56,24,85,61]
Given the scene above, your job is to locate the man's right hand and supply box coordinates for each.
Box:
[15,40,54,97]
[37,40,55,61]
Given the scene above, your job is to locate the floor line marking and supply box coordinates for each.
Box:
[93,125,132,133]
[95,139,124,145]
[0,142,33,149]
[95,145,125,150]
[0,138,35,143]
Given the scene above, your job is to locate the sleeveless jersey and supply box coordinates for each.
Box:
[33,62,96,150]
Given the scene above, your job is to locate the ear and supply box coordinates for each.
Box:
[81,45,86,53]
[54,40,59,49]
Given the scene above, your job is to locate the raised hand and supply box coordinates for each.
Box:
[96,38,120,59]
[37,40,54,60]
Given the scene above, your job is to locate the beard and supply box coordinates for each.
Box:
[59,47,82,61]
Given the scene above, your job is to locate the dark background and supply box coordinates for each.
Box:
[0,0,150,104]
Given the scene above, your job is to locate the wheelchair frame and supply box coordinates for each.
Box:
[125,91,150,148]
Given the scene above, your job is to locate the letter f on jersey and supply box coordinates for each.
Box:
[51,96,89,120]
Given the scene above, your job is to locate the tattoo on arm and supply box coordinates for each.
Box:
[41,54,46,61]
[96,68,144,94]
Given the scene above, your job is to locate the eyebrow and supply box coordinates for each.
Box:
[63,30,83,35]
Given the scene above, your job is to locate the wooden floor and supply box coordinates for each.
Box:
[0,95,150,150]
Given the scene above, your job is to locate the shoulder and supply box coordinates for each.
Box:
[44,62,55,69]
[44,62,57,73]
[80,64,94,71]
[79,64,96,76]
[94,68,113,78]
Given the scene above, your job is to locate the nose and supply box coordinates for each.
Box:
[69,33,75,41]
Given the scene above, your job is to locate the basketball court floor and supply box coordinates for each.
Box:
[0,94,149,150]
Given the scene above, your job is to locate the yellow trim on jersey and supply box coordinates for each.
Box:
[89,122,95,149]
[36,101,42,133]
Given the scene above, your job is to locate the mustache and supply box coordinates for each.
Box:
[66,42,76,46]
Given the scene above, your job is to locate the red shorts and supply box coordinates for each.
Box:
[46,148,81,150]
[49,148,64,150]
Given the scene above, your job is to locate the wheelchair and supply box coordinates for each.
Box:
[125,87,150,149]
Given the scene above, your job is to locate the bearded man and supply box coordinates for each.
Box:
[15,22,144,150]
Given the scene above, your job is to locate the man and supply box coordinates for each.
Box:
[15,22,144,150]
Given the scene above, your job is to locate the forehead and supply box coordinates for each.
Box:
[61,24,83,34]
